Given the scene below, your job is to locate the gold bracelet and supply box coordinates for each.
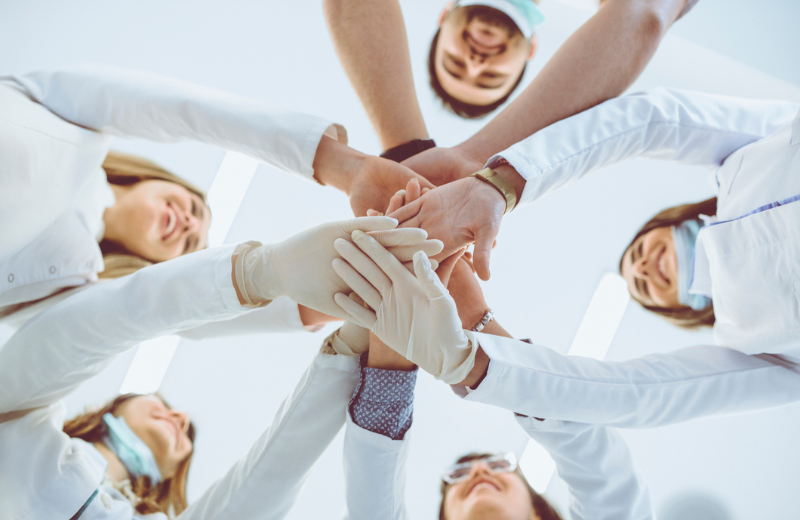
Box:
[470,168,517,214]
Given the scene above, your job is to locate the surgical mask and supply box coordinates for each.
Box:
[102,413,162,484]
[671,219,712,311]
[455,0,546,38]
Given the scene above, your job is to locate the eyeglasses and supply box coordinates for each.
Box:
[441,452,518,485]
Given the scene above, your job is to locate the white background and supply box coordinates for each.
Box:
[3,0,800,518]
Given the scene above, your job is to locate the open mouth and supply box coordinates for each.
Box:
[467,479,501,496]
[466,31,505,55]
[655,246,671,286]
[162,203,178,241]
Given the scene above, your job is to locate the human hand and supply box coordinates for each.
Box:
[233,217,443,319]
[349,156,435,217]
[332,232,475,384]
[388,176,506,280]
[447,252,491,330]
[401,146,484,186]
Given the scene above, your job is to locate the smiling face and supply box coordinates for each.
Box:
[443,461,539,520]
[435,4,535,107]
[620,226,680,308]
[115,395,193,479]
[104,180,211,262]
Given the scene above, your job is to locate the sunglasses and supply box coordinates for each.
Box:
[441,452,518,485]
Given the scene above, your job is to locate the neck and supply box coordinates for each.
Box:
[94,441,129,482]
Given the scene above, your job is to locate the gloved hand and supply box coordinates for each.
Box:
[332,231,476,384]
[233,217,443,319]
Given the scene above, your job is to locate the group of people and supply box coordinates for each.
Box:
[2,0,799,519]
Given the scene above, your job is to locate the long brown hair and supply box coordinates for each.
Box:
[438,452,562,520]
[619,197,717,329]
[63,393,196,517]
[99,151,209,280]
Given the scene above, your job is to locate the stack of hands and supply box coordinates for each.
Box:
[334,177,498,386]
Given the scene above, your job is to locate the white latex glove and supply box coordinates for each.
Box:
[330,321,370,356]
[234,217,443,319]
[331,230,475,384]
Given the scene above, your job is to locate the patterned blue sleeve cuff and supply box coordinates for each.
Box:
[348,353,418,440]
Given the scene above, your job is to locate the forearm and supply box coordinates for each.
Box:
[323,0,428,150]
[312,135,364,193]
[468,335,800,428]
[0,246,246,413]
[6,67,338,179]
[458,0,685,164]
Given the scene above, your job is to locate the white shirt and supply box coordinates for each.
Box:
[492,87,800,356]
[341,412,652,520]
[0,242,361,520]
[0,66,343,316]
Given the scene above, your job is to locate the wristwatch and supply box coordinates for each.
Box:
[470,168,517,214]
[380,139,436,163]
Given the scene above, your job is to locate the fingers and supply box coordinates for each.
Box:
[334,292,377,329]
[341,216,398,234]
[366,209,383,217]
[405,178,421,203]
[331,257,383,310]
[333,239,392,298]
[388,239,443,262]
[435,247,466,288]
[473,225,499,281]
[384,190,405,215]
[413,251,449,300]
[350,229,411,282]
[387,197,423,223]
[402,258,438,275]
[367,228,427,247]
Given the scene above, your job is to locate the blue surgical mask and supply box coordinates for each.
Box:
[102,413,162,484]
[456,0,546,38]
[671,219,712,311]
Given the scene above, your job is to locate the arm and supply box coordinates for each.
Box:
[464,334,800,428]
[3,67,341,181]
[180,347,360,520]
[391,89,800,277]
[0,246,247,414]
[323,0,429,151]
[342,334,416,520]
[519,417,653,520]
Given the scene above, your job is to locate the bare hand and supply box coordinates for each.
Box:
[401,146,484,187]
[349,156,435,217]
[388,177,505,280]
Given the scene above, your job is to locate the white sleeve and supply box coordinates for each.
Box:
[179,350,360,520]
[2,66,347,181]
[461,333,800,428]
[341,414,409,520]
[178,296,306,340]
[492,88,800,208]
[0,245,247,414]
[517,417,653,520]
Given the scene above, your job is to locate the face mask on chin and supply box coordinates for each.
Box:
[102,413,163,484]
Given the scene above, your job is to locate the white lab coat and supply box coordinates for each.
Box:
[341,412,652,520]
[0,243,361,520]
[495,87,800,355]
[0,66,343,316]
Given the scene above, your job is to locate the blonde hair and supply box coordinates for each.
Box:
[63,393,195,517]
[619,197,717,329]
[99,151,208,280]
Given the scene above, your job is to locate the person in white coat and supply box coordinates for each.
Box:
[0,66,430,330]
[338,250,653,520]
[0,211,437,520]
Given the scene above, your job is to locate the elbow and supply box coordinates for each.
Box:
[634,7,670,43]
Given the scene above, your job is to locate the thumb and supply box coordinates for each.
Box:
[473,225,498,281]
[413,251,449,300]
